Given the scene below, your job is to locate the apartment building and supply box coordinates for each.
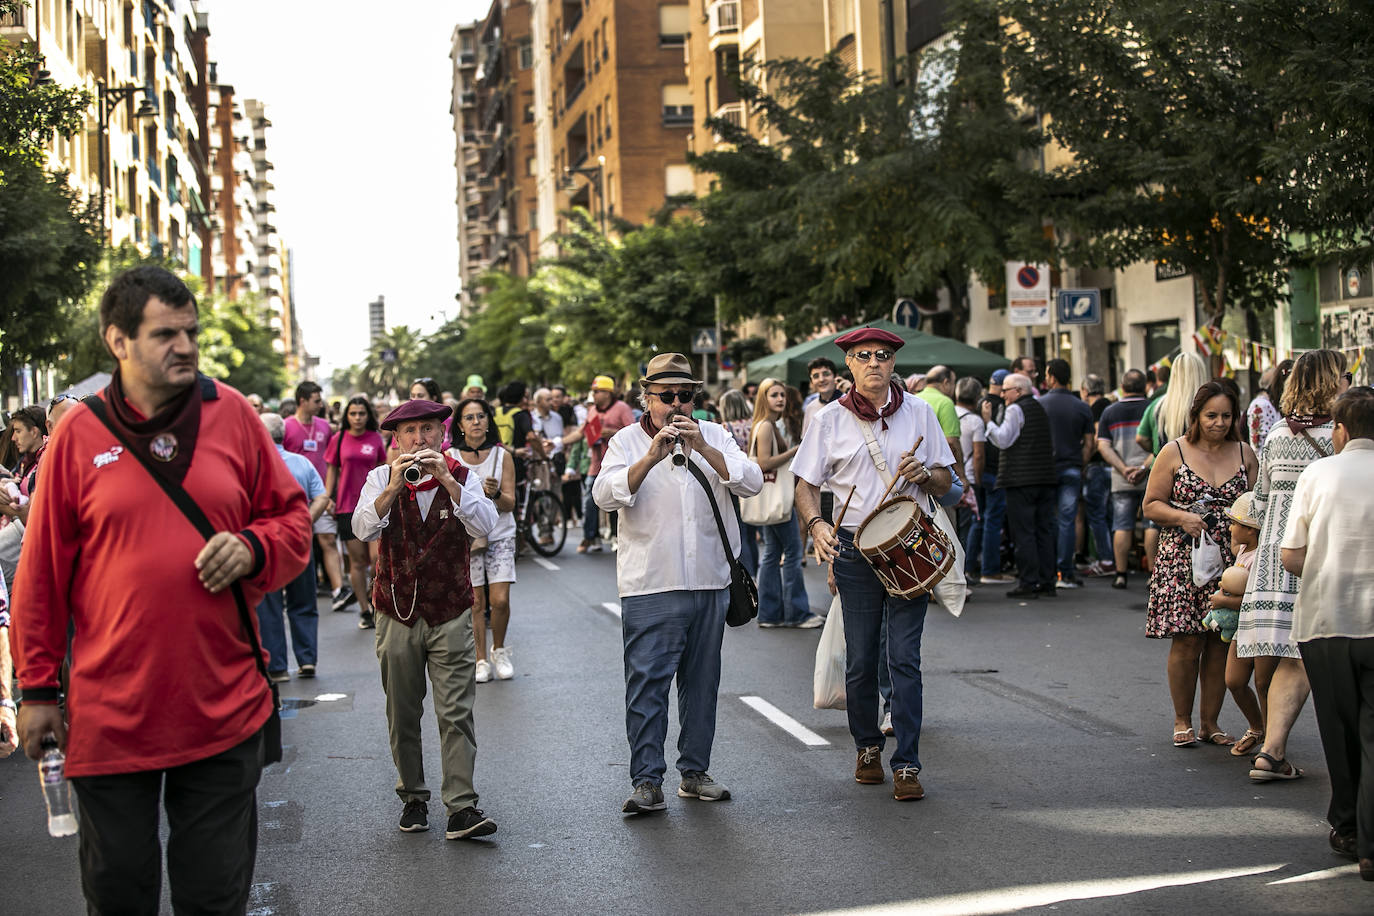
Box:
[450,20,484,312]
[244,98,300,368]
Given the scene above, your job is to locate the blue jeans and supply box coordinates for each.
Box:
[833,531,929,771]
[621,588,728,786]
[956,506,976,576]
[1056,466,1083,576]
[757,509,811,624]
[255,563,318,671]
[583,475,599,542]
[1083,464,1112,561]
[977,472,1007,576]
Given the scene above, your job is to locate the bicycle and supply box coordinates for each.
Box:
[514,455,567,558]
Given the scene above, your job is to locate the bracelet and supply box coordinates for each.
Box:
[0,698,15,711]
[805,515,825,531]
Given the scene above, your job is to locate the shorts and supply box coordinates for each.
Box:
[335,512,356,542]
[1110,491,1144,532]
[470,536,517,586]
[313,512,337,536]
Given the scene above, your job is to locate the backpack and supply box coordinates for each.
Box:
[494,406,520,447]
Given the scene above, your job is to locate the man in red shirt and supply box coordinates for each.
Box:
[578,375,634,553]
[13,266,313,914]
[285,380,349,612]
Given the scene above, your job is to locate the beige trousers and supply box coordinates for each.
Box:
[375,609,478,813]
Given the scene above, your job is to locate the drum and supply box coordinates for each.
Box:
[853,496,955,599]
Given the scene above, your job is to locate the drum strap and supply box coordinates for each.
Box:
[858,419,895,487]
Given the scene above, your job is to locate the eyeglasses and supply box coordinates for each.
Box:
[460,413,487,423]
[1343,372,1354,384]
[848,349,895,363]
[648,389,695,405]
[49,394,78,408]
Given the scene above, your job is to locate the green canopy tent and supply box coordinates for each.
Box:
[744,319,1008,389]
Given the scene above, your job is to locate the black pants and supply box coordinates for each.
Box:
[1004,485,1057,589]
[1299,637,1374,857]
[71,729,265,915]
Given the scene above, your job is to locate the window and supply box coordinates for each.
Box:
[659,5,688,46]
[519,38,533,69]
[662,84,693,126]
[665,163,694,196]
[524,103,535,123]
[603,95,612,137]
[602,18,610,59]
[529,208,538,232]
[527,156,537,177]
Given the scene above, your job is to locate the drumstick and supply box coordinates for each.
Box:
[877,436,925,504]
[815,485,858,566]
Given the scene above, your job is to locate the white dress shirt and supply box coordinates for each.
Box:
[1282,438,1374,641]
[531,409,565,455]
[792,391,956,533]
[352,464,498,542]
[593,421,763,597]
[984,400,1025,449]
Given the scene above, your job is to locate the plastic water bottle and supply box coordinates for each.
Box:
[38,736,78,837]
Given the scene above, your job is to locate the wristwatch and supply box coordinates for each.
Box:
[0,698,15,711]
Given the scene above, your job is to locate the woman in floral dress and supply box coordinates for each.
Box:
[1236,349,1349,780]
[1145,381,1257,749]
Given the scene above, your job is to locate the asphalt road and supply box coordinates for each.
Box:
[2,540,1370,914]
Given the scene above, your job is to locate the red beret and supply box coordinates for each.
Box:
[834,327,905,352]
[380,399,452,431]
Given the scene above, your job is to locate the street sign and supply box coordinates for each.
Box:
[691,327,718,354]
[1056,288,1101,325]
[892,298,920,329]
[1006,261,1051,327]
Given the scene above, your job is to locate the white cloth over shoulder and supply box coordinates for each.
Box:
[593,420,761,597]
[792,392,956,532]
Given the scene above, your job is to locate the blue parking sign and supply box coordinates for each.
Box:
[1056,289,1101,325]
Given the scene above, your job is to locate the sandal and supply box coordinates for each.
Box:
[1199,729,1235,747]
[1230,729,1263,757]
[1173,728,1198,748]
[1249,751,1303,781]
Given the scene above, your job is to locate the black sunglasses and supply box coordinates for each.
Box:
[848,349,895,363]
[648,389,695,405]
[49,394,78,408]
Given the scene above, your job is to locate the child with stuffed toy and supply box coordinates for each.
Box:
[1207,492,1265,756]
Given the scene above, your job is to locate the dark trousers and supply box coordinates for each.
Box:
[71,729,265,915]
[255,563,318,672]
[1299,637,1374,857]
[1004,485,1057,589]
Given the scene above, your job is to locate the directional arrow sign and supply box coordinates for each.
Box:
[892,298,919,329]
[691,327,718,354]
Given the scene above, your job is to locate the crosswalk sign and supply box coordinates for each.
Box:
[692,327,718,354]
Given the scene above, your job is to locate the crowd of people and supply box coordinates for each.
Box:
[1,264,1372,913]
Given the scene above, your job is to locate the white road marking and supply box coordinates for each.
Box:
[1267,864,1360,884]
[314,693,347,702]
[740,696,829,747]
[533,557,560,571]
[600,601,622,619]
[804,864,1285,915]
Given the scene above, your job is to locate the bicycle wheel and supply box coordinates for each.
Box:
[528,490,567,557]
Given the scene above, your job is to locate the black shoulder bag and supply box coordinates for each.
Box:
[684,460,758,627]
[83,396,283,763]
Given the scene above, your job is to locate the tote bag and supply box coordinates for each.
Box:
[739,421,795,526]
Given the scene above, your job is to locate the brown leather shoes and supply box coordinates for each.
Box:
[893,766,925,801]
[855,746,884,784]
[1360,858,1374,882]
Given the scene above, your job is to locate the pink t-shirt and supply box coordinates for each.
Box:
[283,415,333,479]
[325,429,385,514]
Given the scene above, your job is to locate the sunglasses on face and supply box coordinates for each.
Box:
[49,394,78,408]
[648,389,695,405]
[848,349,895,363]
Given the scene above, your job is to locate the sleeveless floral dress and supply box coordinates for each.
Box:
[1146,441,1248,638]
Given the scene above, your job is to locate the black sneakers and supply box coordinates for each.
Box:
[331,585,356,612]
[446,807,497,840]
[398,800,429,832]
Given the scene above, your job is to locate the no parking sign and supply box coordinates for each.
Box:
[1006,262,1051,326]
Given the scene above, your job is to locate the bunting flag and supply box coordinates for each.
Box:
[1221,350,1238,378]
[1148,353,1174,374]
[1192,325,1227,356]
[1350,347,1365,377]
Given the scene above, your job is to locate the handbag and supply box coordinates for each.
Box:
[83,396,284,764]
[739,422,795,526]
[684,459,759,627]
[1191,529,1225,587]
[812,597,846,709]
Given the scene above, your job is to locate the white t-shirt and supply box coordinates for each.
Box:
[792,391,956,532]
[956,405,986,483]
[1282,438,1374,641]
[531,409,565,455]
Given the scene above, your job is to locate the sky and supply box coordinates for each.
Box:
[204,0,490,378]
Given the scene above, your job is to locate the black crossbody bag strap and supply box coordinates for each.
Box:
[685,460,734,558]
[81,396,276,689]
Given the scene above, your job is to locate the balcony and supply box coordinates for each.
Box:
[459,50,476,67]
[0,5,26,27]
[712,102,745,141]
[460,90,477,108]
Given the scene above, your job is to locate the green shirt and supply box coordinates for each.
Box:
[1137,398,1162,454]
[917,388,961,439]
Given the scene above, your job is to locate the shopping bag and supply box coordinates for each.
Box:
[1192,530,1224,586]
[813,596,846,710]
[930,507,968,617]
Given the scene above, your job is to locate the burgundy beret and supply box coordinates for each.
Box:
[380,399,453,431]
[834,327,905,352]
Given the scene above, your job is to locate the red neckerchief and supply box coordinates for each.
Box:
[103,367,203,485]
[1285,414,1330,433]
[403,455,465,501]
[639,413,660,437]
[839,380,905,431]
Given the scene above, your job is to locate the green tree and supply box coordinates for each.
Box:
[359,326,425,399]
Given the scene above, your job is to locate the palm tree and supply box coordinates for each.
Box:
[360,325,425,400]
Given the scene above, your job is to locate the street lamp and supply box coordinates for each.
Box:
[563,153,606,234]
[97,81,156,241]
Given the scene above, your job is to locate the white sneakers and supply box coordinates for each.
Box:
[475,659,492,683]
[491,647,514,680]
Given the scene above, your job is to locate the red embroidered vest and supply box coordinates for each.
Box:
[372,465,474,628]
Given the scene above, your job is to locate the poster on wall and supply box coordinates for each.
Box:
[1321,305,1373,385]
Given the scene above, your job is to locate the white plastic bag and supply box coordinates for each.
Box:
[930,507,968,618]
[813,596,846,710]
[1192,530,1224,586]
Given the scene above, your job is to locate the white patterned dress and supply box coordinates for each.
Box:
[1234,421,1335,659]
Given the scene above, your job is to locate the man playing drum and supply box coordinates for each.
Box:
[794,327,956,801]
